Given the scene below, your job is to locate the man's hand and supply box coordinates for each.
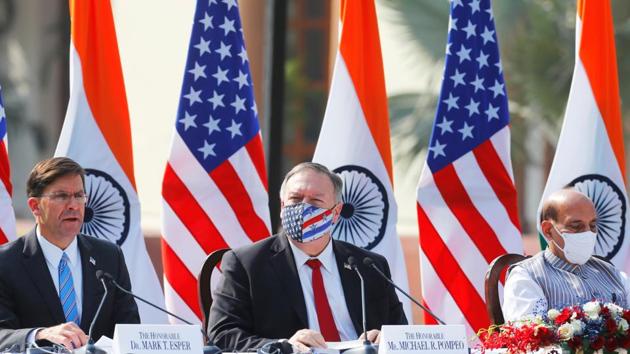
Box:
[359,329,381,344]
[35,322,88,350]
[289,329,327,352]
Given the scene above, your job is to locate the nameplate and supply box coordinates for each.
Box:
[378,325,468,354]
[113,324,203,354]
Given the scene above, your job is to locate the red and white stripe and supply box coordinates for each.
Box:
[162,132,270,323]
[417,127,522,332]
[0,93,15,244]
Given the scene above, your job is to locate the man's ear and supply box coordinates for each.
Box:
[27,197,41,217]
[332,203,343,224]
[540,220,553,240]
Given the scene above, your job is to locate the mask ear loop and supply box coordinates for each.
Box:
[545,222,566,253]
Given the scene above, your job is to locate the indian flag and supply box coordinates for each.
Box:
[313,0,411,318]
[538,0,630,271]
[56,0,165,322]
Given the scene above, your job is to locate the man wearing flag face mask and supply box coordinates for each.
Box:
[503,188,630,322]
[208,162,406,352]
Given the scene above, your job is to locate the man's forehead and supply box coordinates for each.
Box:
[558,199,596,222]
[45,174,84,190]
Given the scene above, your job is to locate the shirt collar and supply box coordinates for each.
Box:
[543,248,583,275]
[36,226,80,269]
[288,236,336,273]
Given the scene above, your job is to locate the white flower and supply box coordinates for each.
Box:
[547,309,561,321]
[619,318,629,333]
[557,323,575,340]
[570,319,584,335]
[606,303,623,317]
[583,301,601,319]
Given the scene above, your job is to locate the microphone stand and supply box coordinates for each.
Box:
[345,257,377,354]
[86,275,109,354]
[102,272,222,354]
[363,258,446,325]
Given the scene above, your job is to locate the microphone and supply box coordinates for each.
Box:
[99,271,222,354]
[85,270,110,354]
[344,256,377,354]
[362,257,446,325]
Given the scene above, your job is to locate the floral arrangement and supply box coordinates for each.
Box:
[478,301,630,353]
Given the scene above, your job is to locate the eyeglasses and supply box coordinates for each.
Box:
[39,192,88,204]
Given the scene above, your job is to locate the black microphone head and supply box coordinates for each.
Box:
[363,257,375,267]
[347,256,358,268]
[98,271,115,282]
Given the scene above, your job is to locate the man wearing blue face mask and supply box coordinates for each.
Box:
[502,188,630,322]
[208,162,407,352]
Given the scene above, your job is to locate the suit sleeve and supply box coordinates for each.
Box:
[207,250,275,351]
[112,247,140,324]
[0,267,35,352]
[378,256,407,325]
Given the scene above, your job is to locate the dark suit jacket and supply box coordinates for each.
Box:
[0,230,140,351]
[208,235,407,351]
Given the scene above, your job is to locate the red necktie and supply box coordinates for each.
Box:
[306,259,341,341]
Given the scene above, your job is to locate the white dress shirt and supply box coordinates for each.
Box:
[288,238,358,341]
[36,227,83,320]
[503,250,630,322]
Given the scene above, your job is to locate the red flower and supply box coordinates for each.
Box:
[623,310,630,322]
[619,334,630,349]
[601,306,611,318]
[605,337,618,352]
[555,308,573,325]
[567,337,582,350]
[572,306,585,320]
[605,318,618,333]
[591,336,605,350]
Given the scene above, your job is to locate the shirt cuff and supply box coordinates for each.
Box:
[26,328,42,345]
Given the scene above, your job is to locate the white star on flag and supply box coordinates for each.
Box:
[208,90,225,109]
[203,116,221,135]
[443,93,459,111]
[216,41,232,60]
[179,112,198,131]
[437,117,454,135]
[194,37,211,56]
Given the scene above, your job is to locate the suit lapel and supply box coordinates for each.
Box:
[78,235,99,332]
[269,235,308,327]
[21,230,66,324]
[334,241,362,335]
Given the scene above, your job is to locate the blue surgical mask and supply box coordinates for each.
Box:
[281,202,335,243]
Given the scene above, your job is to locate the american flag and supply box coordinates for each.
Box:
[0,86,15,244]
[161,0,270,323]
[416,0,522,333]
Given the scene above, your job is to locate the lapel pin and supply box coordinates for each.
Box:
[89,257,96,266]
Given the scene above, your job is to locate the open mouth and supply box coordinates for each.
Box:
[62,216,82,223]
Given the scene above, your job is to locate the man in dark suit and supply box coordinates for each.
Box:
[0,157,139,352]
[208,162,407,352]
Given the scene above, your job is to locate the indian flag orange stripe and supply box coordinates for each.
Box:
[338,0,393,183]
[69,0,137,188]
[577,0,626,180]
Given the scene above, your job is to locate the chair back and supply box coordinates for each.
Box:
[198,248,230,334]
[484,253,527,325]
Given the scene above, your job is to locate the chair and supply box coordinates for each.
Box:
[484,253,528,325]
[198,248,230,334]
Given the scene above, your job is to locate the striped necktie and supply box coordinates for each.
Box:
[59,252,80,324]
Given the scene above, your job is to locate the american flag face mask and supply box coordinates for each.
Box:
[281,202,335,243]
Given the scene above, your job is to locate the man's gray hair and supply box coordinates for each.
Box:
[279,162,343,203]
